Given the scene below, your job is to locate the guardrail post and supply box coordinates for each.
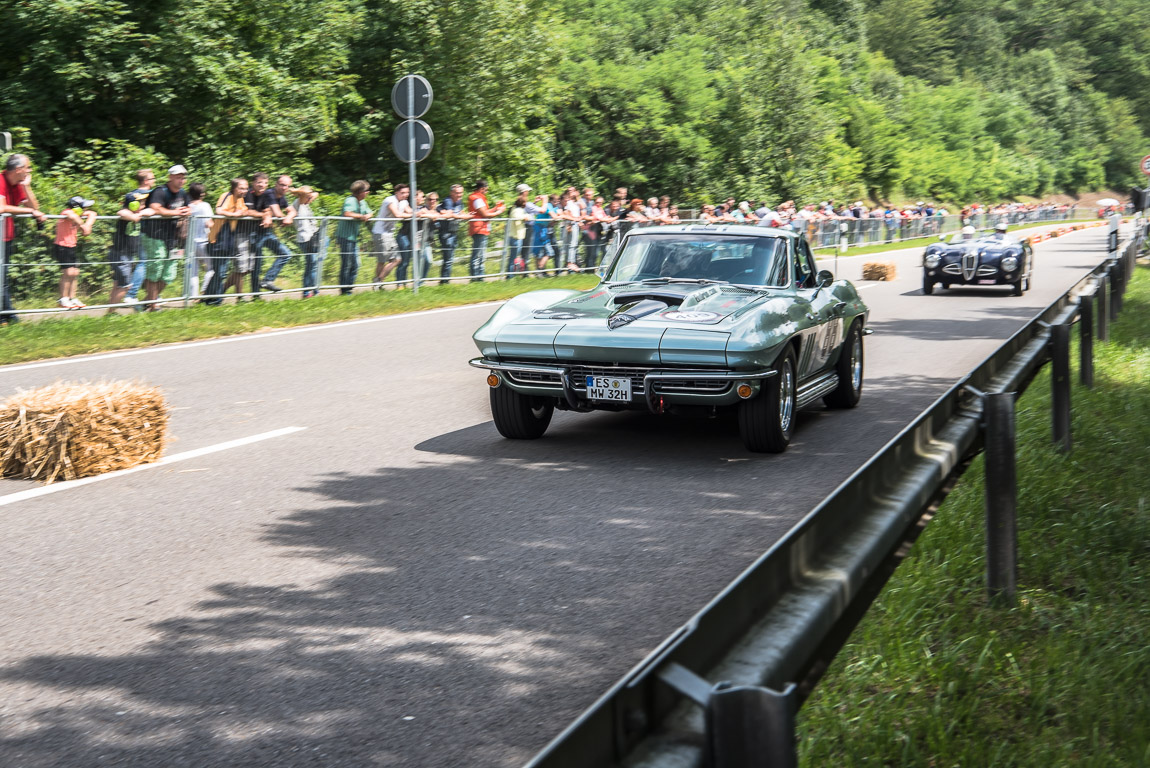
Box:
[1097,273,1110,342]
[1051,322,1072,452]
[707,682,797,768]
[1109,261,1121,321]
[984,391,1017,603]
[1079,293,1093,388]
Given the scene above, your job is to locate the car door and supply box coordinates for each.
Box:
[793,239,839,378]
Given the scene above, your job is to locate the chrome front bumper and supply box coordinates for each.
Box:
[469,358,777,413]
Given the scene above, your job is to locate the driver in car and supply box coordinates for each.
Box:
[659,250,706,278]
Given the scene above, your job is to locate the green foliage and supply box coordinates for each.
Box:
[0,0,1146,206]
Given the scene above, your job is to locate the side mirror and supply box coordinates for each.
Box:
[817,270,834,288]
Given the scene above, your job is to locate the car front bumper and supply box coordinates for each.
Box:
[469,357,778,413]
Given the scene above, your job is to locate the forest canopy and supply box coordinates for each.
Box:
[2,0,1147,206]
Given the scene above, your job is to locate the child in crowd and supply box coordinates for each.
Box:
[187,182,213,296]
[292,186,323,298]
[54,196,97,309]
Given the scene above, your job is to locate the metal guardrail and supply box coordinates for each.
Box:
[525,220,1145,768]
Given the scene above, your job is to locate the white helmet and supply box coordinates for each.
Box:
[961,225,976,238]
[995,221,1008,232]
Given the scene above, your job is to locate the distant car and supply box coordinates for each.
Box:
[922,229,1033,295]
[471,225,870,452]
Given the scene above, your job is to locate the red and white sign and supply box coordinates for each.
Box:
[1141,154,1150,175]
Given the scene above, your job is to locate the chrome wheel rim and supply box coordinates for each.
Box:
[850,335,863,392]
[779,360,794,432]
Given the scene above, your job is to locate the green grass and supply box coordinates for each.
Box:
[812,217,1099,257]
[797,259,1150,765]
[0,275,598,366]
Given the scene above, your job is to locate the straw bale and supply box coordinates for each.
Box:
[861,261,897,281]
[0,381,167,484]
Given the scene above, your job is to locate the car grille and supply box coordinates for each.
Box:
[962,252,978,281]
[652,379,731,393]
[943,264,998,277]
[506,369,564,387]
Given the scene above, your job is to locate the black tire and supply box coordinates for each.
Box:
[738,347,797,453]
[490,384,554,439]
[824,321,864,408]
[922,276,934,295]
[1011,278,1024,296]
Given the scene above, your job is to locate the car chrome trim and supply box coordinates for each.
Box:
[794,371,840,409]
[642,368,778,413]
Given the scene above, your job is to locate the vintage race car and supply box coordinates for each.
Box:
[922,229,1033,295]
[470,225,870,452]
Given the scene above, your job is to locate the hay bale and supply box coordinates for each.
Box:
[0,381,167,484]
[861,261,897,281]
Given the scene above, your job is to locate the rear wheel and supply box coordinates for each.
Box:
[738,348,796,453]
[490,384,554,439]
[824,321,864,408]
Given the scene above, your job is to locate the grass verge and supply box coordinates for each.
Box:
[797,259,1150,765]
[0,275,598,366]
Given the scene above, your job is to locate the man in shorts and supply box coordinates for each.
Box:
[140,165,191,310]
[109,169,156,307]
[371,183,409,285]
[0,154,48,324]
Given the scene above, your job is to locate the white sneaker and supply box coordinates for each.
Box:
[58,297,75,309]
[72,298,87,309]
[122,297,139,305]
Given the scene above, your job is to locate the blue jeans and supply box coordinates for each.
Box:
[301,234,324,291]
[532,226,555,274]
[438,230,457,283]
[396,232,413,282]
[1,238,16,322]
[337,236,359,294]
[506,237,524,279]
[127,258,146,300]
[256,230,293,282]
[470,234,488,280]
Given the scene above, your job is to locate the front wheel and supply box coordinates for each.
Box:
[922,275,934,295]
[824,321,864,408]
[490,384,554,439]
[738,348,797,453]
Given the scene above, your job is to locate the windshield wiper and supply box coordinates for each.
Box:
[637,277,728,285]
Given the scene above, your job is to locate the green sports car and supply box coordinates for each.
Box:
[471,225,870,452]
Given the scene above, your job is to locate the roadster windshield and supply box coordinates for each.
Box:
[604,234,790,287]
[946,232,1013,245]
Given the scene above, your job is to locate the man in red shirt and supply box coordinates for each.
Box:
[0,154,48,325]
[467,179,505,281]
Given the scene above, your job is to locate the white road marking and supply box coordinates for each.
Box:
[0,302,502,374]
[0,426,306,507]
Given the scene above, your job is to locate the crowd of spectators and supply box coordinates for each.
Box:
[0,151,1085,321]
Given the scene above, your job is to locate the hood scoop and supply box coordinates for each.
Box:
[608,299,668,330]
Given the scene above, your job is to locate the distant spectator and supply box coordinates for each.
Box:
[561,190,583,271]
[108,168,155,308]
[521,185,539,270]
[468,179,505,280]
[602,198,624,250]
[141,164,192,311]
[337,180,372,294]
[533,194,558,275]
[619,198,648,236]
[254,173,298,292]
[53,196,96,309]
[435,184,465,285]
[372,183,408,285]
[417,190,440,282]
[204,177,257,304]
[667,205,681,225]
[396,189,434,284]
[508,189,529,277]
[187,182,212,297]
[292,186,322,298]
[0,154,47,324]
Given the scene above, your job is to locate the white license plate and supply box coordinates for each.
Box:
[978,278,998,284]
[586,375,631,401]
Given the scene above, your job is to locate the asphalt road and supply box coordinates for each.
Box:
[0,224,1114,767]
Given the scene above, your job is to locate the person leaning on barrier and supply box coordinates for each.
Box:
[467,179,505,281]
[254,174,298,292]
[337,180,372,295]
[372,183,408,286]
[0,154,47,325]
[108,168,155,308]
[187,182,213,298]
[53,196,97,309]
[292,186,322,298]
[435,184,465,285]
[141,165,192,311]
[204,177,257,304]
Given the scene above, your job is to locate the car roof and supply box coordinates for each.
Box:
[625,224,798,239]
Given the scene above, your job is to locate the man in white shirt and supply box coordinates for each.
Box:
[372,184,410,285]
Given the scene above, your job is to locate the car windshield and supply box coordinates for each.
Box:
[603,234,789,287]
[947,232,1012,245]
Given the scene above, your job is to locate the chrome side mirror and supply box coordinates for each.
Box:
[817,270,834,288]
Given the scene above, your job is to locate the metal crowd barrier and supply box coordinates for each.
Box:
[0,206,1088,318]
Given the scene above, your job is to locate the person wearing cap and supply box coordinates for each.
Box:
[109,168,156,308]
[0,154,48,324]
[140,165,192,310]
[467,179,505,281]
[53,196,97,309]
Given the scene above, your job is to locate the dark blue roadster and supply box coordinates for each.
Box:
[922,226,1033,296]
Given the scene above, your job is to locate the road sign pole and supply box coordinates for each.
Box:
[408,84,419,294]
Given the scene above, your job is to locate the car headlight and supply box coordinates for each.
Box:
[1001,255,1018,272]
[924,253,941,268]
